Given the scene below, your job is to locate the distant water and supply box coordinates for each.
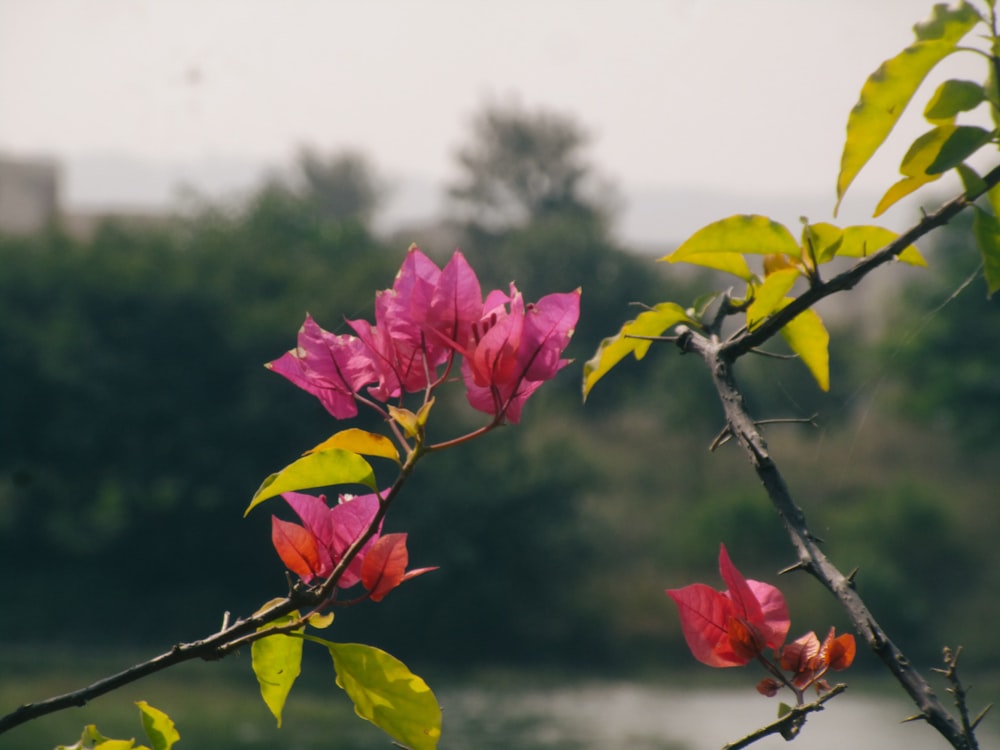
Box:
[432,679,999,750]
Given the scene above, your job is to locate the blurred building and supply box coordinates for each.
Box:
[0,154,60,234]
[0,154,168,238]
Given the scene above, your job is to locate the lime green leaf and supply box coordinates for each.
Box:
[972,206,1000,296]
[833,225,926,267]
[835,2,981,212]
[136,702,179,750]
[245,449,376,515]
[927,125,993,174]
[314,639,441,750]
[251,614,304,728]
[924,79,985,122]
[747,268,800,330]
[309,611,335,629]
[665,215,800,277]
[802,222,844,265]
[874,125,957,215]
[57,726,136,750]
[306,428,399,463]
[779,304,830,391]
[582,302,694,400]
[957,163,987,195]
[778,701,793,718]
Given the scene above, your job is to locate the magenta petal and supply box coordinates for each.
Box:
[329,493,382,588]
[427,250,482,350]
[747,579,791,649]
[520,289,580,382]
[667,583,745,668]
[718,544,766,627]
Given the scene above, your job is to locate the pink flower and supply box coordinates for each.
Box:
[666,544,790,668]
[349,246,482,400]
[461,285,580,423]
[270,491,382,587]
[266,315,376,420]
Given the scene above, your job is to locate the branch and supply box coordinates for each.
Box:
[679,329,976,750]
[723,162,1000,359]
[0,449,424,736]
[722,684,847,750]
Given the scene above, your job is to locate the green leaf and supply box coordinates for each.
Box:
[835,1,981,213]
[582,302,694,400]
[834,225,926,267]
[956,163,987,195]
[136,702,179,750]
[665,215,800,277]
[874,126,954,215]
[802,222,843,265]
[926,125,993,174]
[777,701,793,718]
[924,79,985,122]
[747,268,800,330]
[306,428,400,463]
[57,725,137,750]
[972,206,1000,296]
[779,304,830,391]
[312,638,442,750]
[245,449,376,515]
[252,613,305,728]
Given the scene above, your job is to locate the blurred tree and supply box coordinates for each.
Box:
[261,147,384,225]
[884,214,1000,450]
[447,102,617,234]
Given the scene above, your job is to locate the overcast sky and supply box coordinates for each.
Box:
[0,1,991,242]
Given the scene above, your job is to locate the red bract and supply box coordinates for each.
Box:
[666,544,790,667]
[360,533,438,602]
[271,492,381,587]
[461,285,581,423]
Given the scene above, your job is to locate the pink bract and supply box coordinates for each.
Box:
[461,285,580,423]
[666,543,790,668]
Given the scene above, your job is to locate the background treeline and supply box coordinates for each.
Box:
[1,104,997,677]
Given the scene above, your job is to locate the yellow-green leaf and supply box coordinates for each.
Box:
[801,222,844,265]
[57,725,136,750]
[779,305,830,391]
[926,125,993,174]
[924,79,985,122]
[251,614,304,728]
[306,428,399,463]
[245,449,376,516]
[318,640,442,750]
[874,125,959,215]
[664,215,800,277]
[835,225,926,267]
[972,206,1000,296]
[136,702,180,750]
[308,611,335,629]
[835,1,981,212]
[582,302,693,400]
[747,268,801,330]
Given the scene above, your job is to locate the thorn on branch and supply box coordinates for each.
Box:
[778,560,810,576]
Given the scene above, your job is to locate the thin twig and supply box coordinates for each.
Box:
[722,684,847,750]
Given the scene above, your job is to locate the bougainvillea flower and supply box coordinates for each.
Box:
[349,246,483,401]
[360,533,438,602]
[266,315,377,419]
[777,626,857,692]
[271,492,382,587]
[461,285,580,423]
[666,544,790,668]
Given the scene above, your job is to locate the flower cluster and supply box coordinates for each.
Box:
[667,544,855,702]
[271,491,435,602]
[268,245,580,425]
